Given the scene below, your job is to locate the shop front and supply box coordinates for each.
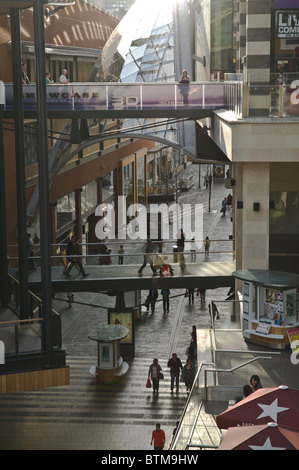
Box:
[234,269,299,350]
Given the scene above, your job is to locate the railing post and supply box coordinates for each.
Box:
[242,84,250,118]
[279,84,284,117]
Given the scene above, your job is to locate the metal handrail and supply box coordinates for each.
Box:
[203,356,272,401]
[170,361,214,450]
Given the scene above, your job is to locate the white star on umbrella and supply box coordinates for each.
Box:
[256,398,289,421]
[249,437,286,451]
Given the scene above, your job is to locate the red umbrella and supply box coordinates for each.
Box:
[217,422,299,450]
[216,386,299,430]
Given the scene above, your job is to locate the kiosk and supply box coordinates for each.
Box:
[233,270,299,350]
[88,324,129,383]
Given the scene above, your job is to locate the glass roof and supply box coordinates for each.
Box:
[95,0,178,143]
[97,0,175,83]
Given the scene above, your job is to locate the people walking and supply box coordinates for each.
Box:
[190,237,197,262]
[187,288,195,305]
[65,237,89,277]
[138,239,157,275]
[178,70,190,105]
[221,197,227,215]
[204,236,210,260]
[148,358,162,393]
[118,245,124,265]
[177,229,186,273]
[167,353,183,392]
[181,358,196,392]
[27,233,36,271]
[161,288,170,314]
[150,423,165,450]
[145,289,158,314]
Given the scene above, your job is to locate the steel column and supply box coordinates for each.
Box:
[10,8,29,319]
[33,0,53,367]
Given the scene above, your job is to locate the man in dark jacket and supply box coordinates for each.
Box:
[65,237,89,277]
[167,353,183,392]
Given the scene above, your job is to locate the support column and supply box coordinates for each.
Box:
[10,8,29,319]
[246,0,272,115]
[242,162,270,270]
[0,86,8,307]
[33,0,53,367]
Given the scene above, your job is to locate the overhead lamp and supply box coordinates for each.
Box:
[45,3,75,22]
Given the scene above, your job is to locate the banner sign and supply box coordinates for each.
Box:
[276,10,299,38]
[287,327,299,353]
[4,82,227,111]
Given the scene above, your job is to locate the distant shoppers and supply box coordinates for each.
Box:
[221,197,227,215]
[59,69,69,84]
[161,288,170,314]
[160,257,173,277]
[27,233,36,271]
[198,288,206,304]
[148,358,163,393]
[190,237,197,262]
[67,292,74,308]
[167,353,183,392]
[181,358,196,392]
[177,229,186,273]
[178,70,190,105]
[227,193,233,207]
[145,289,158,314]
[46,72,54,84]
[138,239,157,276]
[65,237,89,278]
[187,288,195,305]
[118,245,124,265]
[150,423,165,450]
[21,62,30,84]
[204,236,210,260]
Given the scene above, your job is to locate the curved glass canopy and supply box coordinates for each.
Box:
[93,0,180,145]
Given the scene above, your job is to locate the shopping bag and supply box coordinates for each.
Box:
[146,377,151,388]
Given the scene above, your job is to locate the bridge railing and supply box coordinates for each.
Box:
[4,81,234,112]
[7,239,235,269]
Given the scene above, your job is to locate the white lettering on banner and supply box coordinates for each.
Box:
[276,11,299,38]
[290,80,299,105]
[0,340,4,364]
[111,95,139,109]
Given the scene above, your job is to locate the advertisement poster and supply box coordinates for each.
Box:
[287,328,299,353]
[108,310,133,344]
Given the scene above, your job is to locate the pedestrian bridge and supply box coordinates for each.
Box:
[3,81,242,119]
[11,261,235,294]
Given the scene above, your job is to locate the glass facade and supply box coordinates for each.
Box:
[95,0,178,143]
[211,0,237,76]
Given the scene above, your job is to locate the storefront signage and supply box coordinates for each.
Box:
[276,10,299,38]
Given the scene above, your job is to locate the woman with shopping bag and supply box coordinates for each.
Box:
[148,358,163,393]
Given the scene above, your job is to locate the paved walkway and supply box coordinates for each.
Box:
[0,166,235,450]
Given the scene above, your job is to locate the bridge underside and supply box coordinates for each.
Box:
[4,108,214,121]
[12,261,235,294]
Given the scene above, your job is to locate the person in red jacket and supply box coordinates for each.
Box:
[150,423,166,450]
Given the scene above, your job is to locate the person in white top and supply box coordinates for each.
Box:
[59,69,69,84]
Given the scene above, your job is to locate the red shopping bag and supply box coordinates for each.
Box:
[146,377,151,388]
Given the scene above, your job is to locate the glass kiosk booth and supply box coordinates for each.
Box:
[233,270,299,350]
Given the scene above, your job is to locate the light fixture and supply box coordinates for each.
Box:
[45,3,75,22]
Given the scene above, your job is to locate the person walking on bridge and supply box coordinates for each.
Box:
[138,239,157,276]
